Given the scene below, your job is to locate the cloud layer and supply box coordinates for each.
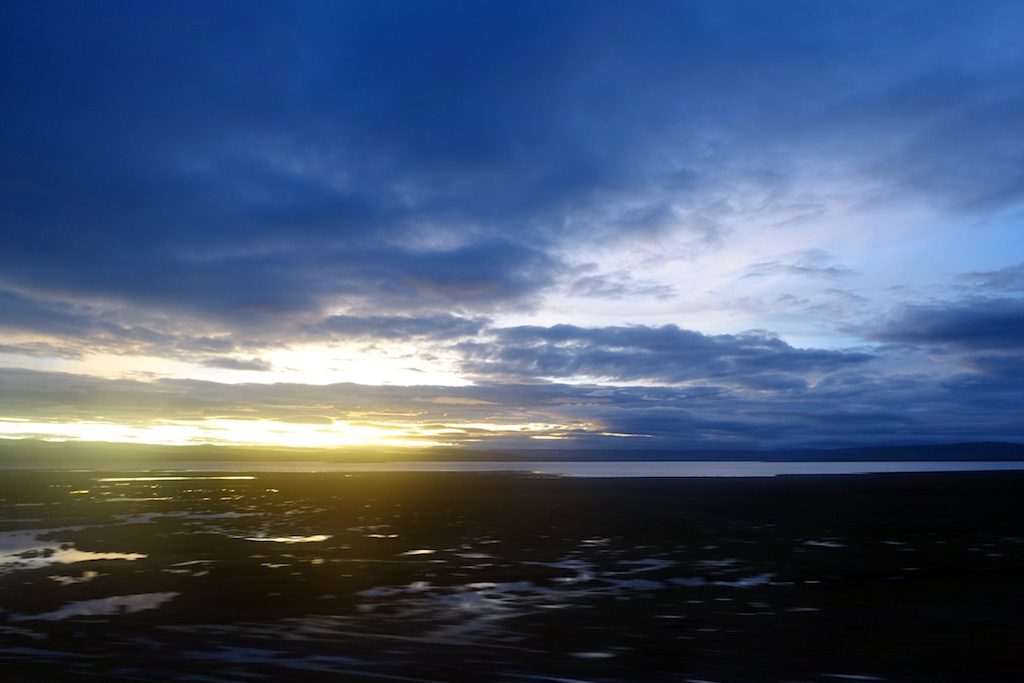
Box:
[4,1,1024,322]
[2,2,1024,448]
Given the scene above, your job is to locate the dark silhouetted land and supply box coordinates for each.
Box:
[1,469,1023,681]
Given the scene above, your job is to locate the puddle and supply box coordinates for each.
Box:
[11,592,179,621]
[358,580,434,598]
[718,573,774,587]
[669,573,774,588]
[696,559,739,569]
[609,578,664,590]
[243,535,332,543]
[49,570,101,585]
[614,558,675,572]
[0,529,147,573]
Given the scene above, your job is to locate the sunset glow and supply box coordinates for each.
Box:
[0,417,592,449]
[1,1,1022,452]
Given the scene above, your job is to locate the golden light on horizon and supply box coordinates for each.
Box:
[0,416,595,449]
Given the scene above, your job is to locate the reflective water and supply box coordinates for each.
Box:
[242,534,332,543]
[0,528,147,573]
[11,592,179,621]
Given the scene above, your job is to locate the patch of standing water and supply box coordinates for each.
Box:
[48,570,100,585]
[243,535,331,543]
[0,529,146,574]
[10,592,179,621]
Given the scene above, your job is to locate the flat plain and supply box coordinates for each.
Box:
[1,470,1022,682]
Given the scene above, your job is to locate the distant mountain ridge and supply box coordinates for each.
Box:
[0,439,1023,465]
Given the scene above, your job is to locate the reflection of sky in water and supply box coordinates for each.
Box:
[11,592,178,621]
[0,528,146,573]
[243,534,331,543]
[48,570,100,585]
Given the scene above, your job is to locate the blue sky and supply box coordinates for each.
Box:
[1,1,1023,449]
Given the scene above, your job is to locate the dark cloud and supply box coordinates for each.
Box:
[0,288,257,359]
[0,289,107,339]
[869,298,1024,350]
[853,290,1024,424]
[959,263,1024,293]
[0,287,493,358]
[946,353,1024,391]
[862,72,1024,211]
[459,324,874,385]
[2,365,1021,449]
[2,1,1023,321]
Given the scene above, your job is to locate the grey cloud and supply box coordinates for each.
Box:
[823,289,870,305]
[0,289,106,339]
[314,314,488,341]
[3,2,1023,324]
[0,288,247,358]
[959,262,1024,293]
[869,298,1024,350]
[0,287,494,362]
[724,290,875,324]
[853,291,1024,419]
[458,324,874,385]
[569,272,676,300]
[0,341,84,360]
[201,357,273,372]
[951,353,1024,386]
[867,73,1024,212]
[2,365,1020,449]
[743,250,856,280]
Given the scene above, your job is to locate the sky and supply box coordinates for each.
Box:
[1,0,1023,451]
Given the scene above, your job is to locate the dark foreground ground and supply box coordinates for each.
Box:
[0,470,1022,682]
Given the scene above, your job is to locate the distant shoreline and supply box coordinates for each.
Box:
[2,438,1024,465]
[3,459,1024,478]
